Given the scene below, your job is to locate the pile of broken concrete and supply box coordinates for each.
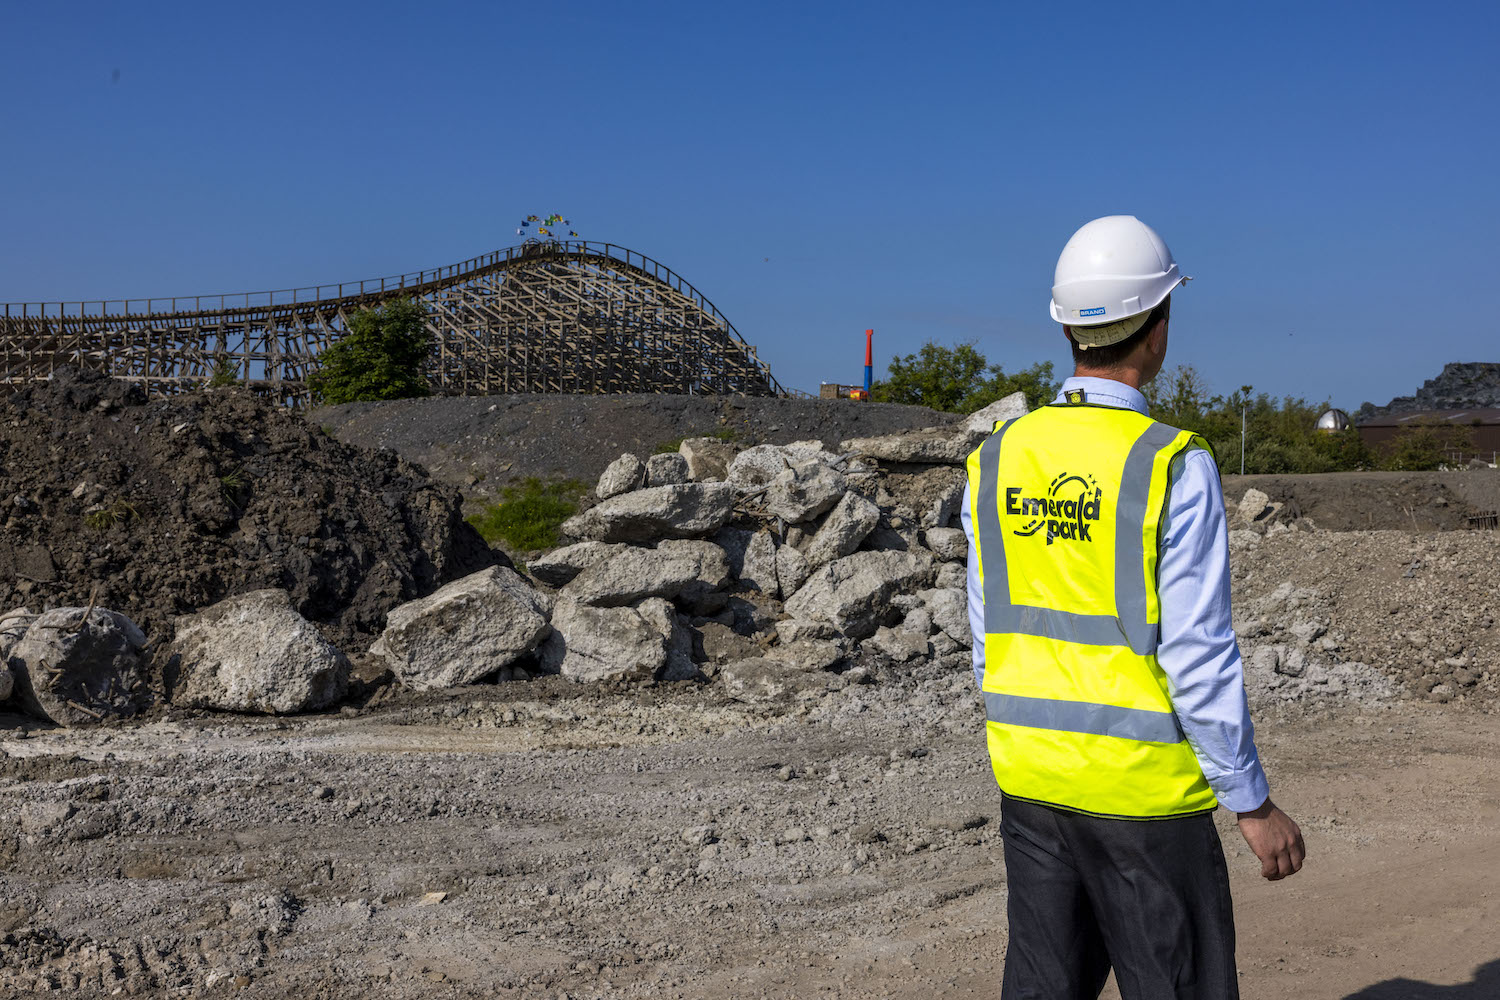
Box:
[0,393,1027,726]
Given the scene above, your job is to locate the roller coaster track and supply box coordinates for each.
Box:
[0,240,789,404]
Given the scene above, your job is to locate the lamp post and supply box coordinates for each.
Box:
[1240,385,1253,475]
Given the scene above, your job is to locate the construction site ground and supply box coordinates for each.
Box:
[1,680,1496,999]
[2,390,1498,998]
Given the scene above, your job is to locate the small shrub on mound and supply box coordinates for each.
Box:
[468,478,587,551]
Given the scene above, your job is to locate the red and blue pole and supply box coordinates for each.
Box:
[864,329,873,394]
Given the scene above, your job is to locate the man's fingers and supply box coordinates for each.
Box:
[1290,838,1306,874]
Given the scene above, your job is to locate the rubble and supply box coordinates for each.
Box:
[166,589,350,714]
[678,436,737,481]
[560,540,730,607]
[596,453,646,499]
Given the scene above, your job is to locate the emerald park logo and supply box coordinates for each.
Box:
[1006,474,1103,545]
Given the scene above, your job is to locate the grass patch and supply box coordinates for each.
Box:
[653,426,742,455]
[467,477,587,551]
[84,498,142,531]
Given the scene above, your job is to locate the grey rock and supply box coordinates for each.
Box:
[864,626,930,662]
[922,478,968,529]
[764,463,848,523]
[718,657,827,702]
[921,587,972,647]
[1276,646,1308,678]
[1237,488,1272,524]
[563,483,737,542]
[645,452,690,487]
[902,607,934,636]
[527,541,625,587]
[369,568,550,692]
[169,590,350,713]
[561,540,729,607]
[863,525,912,552]
[775,545,811,597]
[711,527,754,577]
[935,562,967,590]
[0,668,12,702]
[660,610,700,681]
[962,392,1029,440]
[1247,645,1282,678]
[7,607,149,726]
[740,530,780,596]
[679,437,738,481]
[784,550,935,639]
[803,492,881,569]
[765,639,845,673]
[923,527,967,562]
[775,618,840,643]
[727,442,839,489]
[538,597,684,683]
[840,427,971,465]
[698,621,760,665]
[1290,620,1328,644]
[597,453,646,499]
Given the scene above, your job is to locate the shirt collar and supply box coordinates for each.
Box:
[1054,376,1149,416]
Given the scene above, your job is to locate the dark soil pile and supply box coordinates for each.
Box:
[315,393,958,499]
[0,368,496,650]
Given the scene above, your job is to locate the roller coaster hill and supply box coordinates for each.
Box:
[0,240,793,405]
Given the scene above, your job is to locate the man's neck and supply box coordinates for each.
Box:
[1072,366,1145,390]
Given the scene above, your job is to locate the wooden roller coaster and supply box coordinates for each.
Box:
[0,240,788,404]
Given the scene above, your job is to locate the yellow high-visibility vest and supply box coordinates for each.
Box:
[965,401,1218,819]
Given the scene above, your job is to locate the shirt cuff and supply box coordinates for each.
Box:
[1210,760,1272,813]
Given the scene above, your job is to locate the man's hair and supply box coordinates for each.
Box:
[1066,296,1170,369]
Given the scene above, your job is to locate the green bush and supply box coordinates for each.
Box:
[206,352,239,388]
[1377,419,1475,471]
[467,478,587,551]
[870,341,1059,413]
[308,298,433,405]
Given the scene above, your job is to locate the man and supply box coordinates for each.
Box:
[960,216,1305,999]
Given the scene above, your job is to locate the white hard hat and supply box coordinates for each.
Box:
[1049,215,1189,349]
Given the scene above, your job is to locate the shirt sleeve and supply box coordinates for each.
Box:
[959,479,986,689]
[1156,448,1271,813]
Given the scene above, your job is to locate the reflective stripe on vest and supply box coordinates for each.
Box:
[968,404,1218,818]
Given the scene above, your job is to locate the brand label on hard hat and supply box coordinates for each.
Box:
[1078,306,1107,318]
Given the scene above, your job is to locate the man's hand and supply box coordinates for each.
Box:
[1236,799,1305,880]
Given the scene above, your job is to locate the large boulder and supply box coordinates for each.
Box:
[7,607,149,725]
[0,607,36,660]
[679,437,738,481]
[369,567,551,691]
[562,483,737,543]
[561,540,730,607]
[645,452,690,487]
[783,550,935,639]
[962,392,1029,440]
[167,589,349,713]
[538,597,692,682]
[526,541,625,588]
[596,453,646,499]
[803,492,881,569]
[763,463,848,524]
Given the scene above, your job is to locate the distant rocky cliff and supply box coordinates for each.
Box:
[1357,362,1500,420]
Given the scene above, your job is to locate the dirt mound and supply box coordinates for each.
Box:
[1222,471,1500,532]
[315,393,958,498]
[0,368,496,650]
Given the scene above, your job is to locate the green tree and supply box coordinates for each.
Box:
[871,340,1059,413]
[206,351,239,388]
[308,298,433,404]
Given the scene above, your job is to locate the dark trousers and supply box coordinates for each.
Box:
[999,795,1239,1000]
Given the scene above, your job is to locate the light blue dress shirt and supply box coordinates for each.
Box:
[960,375,1271,814]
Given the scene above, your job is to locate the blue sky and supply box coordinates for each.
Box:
[2,1,1496,409]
